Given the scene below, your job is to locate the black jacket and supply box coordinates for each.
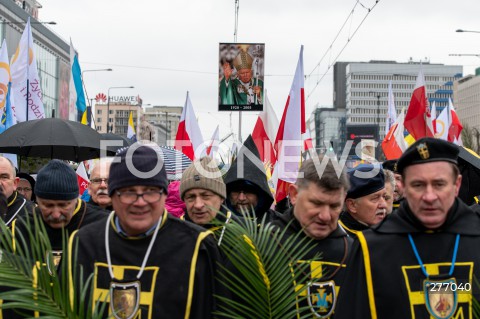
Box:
[12,198,108,250]
[224,135,278,223]
[272,207,353,318]
[70,210,223,319]
[335,199,480,319]
[87,197,113,212]
[338,210,369,237]
[5,191,35,227]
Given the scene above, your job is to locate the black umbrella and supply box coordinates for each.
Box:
[100,132,133,153]
[458,146,480,205]
[0,118,116,162]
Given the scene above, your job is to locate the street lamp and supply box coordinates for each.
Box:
[107,86,134,133]
[81,69,113,127]
[456,29,480,34]
[449,53,480,58]
[0,20,56,25]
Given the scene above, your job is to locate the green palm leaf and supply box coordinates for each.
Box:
[215,210,321,319]
[0,212,107,318]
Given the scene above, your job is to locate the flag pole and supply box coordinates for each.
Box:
[234,0,242,143]
[26,18,30,121]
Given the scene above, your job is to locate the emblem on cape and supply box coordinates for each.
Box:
[46,250,62,276]
[110,280,141,319]
[416,142,430,160]
[307,280,336,318]
[424,278,458,319]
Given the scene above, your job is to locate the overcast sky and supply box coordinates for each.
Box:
[39,0,480,144]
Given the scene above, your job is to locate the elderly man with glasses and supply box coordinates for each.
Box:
[70,144,224,319]
[87,159,113,211]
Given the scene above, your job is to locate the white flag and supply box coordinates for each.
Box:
[435,102,450,141]
[10,18,45,122]
[385,80,396,133]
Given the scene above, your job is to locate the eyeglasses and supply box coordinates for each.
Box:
[116,190,164,204]
[90,178,109,185]
[17,187,32,192]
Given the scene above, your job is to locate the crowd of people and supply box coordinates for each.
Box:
[0,136,480,318]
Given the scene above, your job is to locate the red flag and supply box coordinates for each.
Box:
[447,99,463,143]
[76,162,89,195]
[302,130,314,153]
[252,91,279,166]
[274,46,305,203]
[174,92,204,160]
[404,69,434,140]
[206,125,219,156]
[382,110,407,159]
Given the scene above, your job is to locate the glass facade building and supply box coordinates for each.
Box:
[0,0,70,120]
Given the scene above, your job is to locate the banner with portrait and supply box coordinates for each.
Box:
[218,43,265,111]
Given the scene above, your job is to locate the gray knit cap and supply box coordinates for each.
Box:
[35,160,79,200]
[180,156,226,200]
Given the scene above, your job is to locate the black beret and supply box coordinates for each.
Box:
[347,164,385,199]
[396,137,458,175]
[382,159,398,173]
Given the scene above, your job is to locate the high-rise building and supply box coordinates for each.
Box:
[1,0,70,119]
[309,108,346,154]
[454,69,480,133]
[94,100,143,139]
[335,60,463,142]
[143,106,182,145]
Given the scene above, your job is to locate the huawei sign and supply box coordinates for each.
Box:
[96,93,107,103]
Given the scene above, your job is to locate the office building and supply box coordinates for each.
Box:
[334,60,463,141]
[1,0,70,119]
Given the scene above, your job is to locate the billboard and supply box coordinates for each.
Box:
[218,43,265,111]
[346,124,378,158]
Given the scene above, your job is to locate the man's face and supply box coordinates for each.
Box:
[112,185,165,236]
[290,182,345,240]
[237,68,252,83]
[346,188,388,226]
[403,162,461,229]
[37,197,77,229]
[88,163,111,208]
[0,158,18,198]
[229,189,258,212]
[17,179,33,201]
[184,189,224,225]
[394,173,404,201]
[384,182,394,214]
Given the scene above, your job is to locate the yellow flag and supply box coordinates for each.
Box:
[81,110,87,125]
[404,134,415,146]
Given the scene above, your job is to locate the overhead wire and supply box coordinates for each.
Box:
[306,0,381,102]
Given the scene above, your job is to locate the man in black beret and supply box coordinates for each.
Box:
[336,137,480,319]
[339,163,388,237]
[70,143,224,318]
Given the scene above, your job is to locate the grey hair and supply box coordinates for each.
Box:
[383,169,396,189]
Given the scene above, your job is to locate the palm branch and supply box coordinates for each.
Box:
[214,210,321,319]
[0,212,107,318]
